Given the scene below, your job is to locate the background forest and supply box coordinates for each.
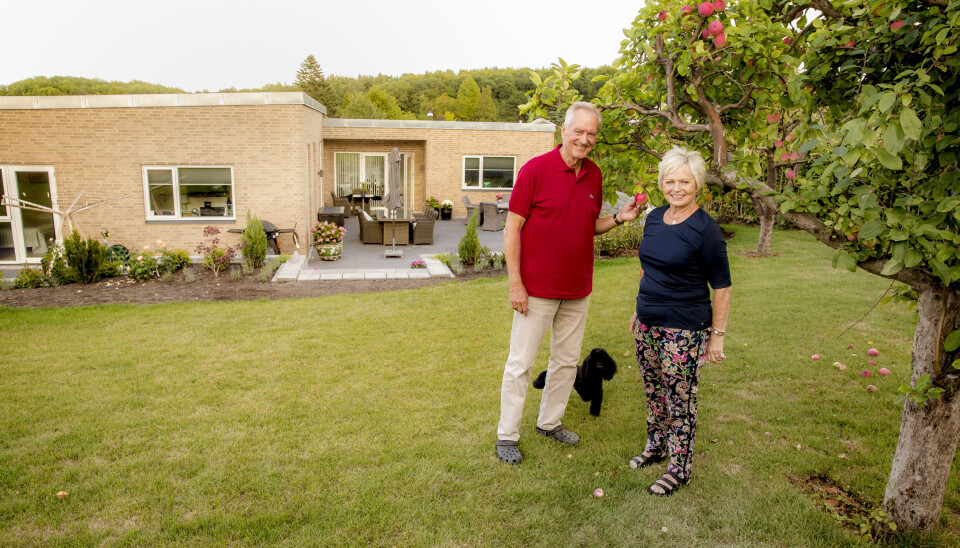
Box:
[0,55,613,123]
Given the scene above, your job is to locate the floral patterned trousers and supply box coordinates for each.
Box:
[634,320,710,480]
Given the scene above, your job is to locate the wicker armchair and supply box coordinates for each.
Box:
[330,191,351,216]
[462,195,478,225]
[411,209,437,244]
[357,210,383,244]
[480,202,506,231]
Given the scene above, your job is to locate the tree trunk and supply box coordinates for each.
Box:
[752,196,776,256]
[884,287,960,531]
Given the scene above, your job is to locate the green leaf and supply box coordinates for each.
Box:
[875,148,903,170]
[936,198,960,213]
[799,139,818,154]
[878,92,897,113]
[883,123,905,155]
[900,108,923,140]
[930,259,951,286]
[859,219,885,240]
[880,259,903,276]
[944,329,960,352]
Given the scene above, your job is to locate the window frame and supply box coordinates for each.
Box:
[461,155,516,190]
[142,165,235,221]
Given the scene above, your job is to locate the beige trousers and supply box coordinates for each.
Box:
[497,295,591,442]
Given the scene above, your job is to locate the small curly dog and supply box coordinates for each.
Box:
[531,347,618,416]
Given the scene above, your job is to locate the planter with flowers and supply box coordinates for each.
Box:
[440,199,454,220]
[426,196,441,216]
[313,220,347,261]
[496,193,504,206]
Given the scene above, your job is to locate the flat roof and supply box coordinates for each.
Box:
[0,92,326,114]
[325,118,556,132]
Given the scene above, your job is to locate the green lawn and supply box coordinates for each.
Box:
[1,227,958,546]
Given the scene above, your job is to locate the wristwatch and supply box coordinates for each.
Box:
[613,213,624,226]
[711,328,726,337]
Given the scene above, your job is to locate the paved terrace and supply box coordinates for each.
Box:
[277,215,504,281]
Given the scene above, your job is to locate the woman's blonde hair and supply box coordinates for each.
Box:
[657,147,707,191]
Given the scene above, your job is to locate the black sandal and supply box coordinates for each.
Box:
[496,440,523,465]
[628,451,665,469]
[648,471,689,497]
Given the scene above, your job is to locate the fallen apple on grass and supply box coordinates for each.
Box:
[593,488,605,498]
[878,368,891,376]
[867,385,878,393]
[868,348,879,356]
[812,354,821,361]
[862,370,873,377]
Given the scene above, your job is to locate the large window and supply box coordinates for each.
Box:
[143,166,234,220]
[462,156,515,189]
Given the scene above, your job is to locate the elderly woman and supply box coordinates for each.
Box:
[628,147,732,497]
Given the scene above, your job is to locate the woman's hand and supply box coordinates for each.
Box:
[629,313,638,334]
[706,335,725,364]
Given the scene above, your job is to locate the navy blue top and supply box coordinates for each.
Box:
[636,207,732,331]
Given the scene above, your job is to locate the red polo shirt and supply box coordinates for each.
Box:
[508,145,602,299]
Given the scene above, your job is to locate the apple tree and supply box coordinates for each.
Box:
[522,0,960,533]
[779,0,960,531]
[522,0,805,256]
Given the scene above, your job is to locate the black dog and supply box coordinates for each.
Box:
[531,348,617,416]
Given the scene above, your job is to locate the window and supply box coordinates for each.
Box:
[143,166,234,220]
[462,156,515,189]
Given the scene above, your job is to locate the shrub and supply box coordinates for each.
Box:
[184,268,196,283]
[594,219,644,257]
[63,230,106,284]
[196,226,240,277]
[14,267,44,289]
[434,253,454,267]
[128,251,159,281]
[99,261,123,278]
[161,272,174,283]
[158,249,190,274]
[474,257,488,272]
[458,210,481,265]
[230,268,243,282]
[242,263,254,276]
[40,242,73,286]
[241,212,268,268]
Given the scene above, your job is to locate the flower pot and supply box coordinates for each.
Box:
[440,209,452,220]
[315,242,342,261]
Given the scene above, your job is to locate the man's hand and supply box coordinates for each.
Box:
[618,198,645,223]
[510,282,529,316]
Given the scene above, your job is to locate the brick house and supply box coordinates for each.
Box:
[0,92,555,265]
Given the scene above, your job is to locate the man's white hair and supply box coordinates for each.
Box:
[563,102,602,129]
[657,147,707,191]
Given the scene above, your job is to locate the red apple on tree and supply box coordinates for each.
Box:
[709,20,724,36]
[712,0,725,12]
[680,5,693,16]
[698,2,714,17]
[659,11,667,20]
[714,33,726,47]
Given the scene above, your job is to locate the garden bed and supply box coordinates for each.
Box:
[0,266,507,309]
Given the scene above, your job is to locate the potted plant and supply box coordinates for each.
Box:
[426,196,441,215]
[313,220,347,261]
[440,199,454,220]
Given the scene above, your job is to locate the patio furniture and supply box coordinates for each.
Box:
[480,202,506,231]
[411,209,437,244]
[462,195,478,224]
[350,192,382,216]
[377,216,413,246]
[358,210,384,244]
[317,206,345,227]
[329,192,351,216]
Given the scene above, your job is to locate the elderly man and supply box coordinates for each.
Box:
[495,102,644,464]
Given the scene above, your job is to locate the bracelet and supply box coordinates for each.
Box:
[613,213,624,226]
[711,328,726,337]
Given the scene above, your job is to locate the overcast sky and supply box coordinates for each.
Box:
[4,1,644,92]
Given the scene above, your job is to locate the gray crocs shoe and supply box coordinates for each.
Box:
[536,425,580,445]
[496,440,523,464]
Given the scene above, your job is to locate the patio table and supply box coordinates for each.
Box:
[377,217,413,245]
